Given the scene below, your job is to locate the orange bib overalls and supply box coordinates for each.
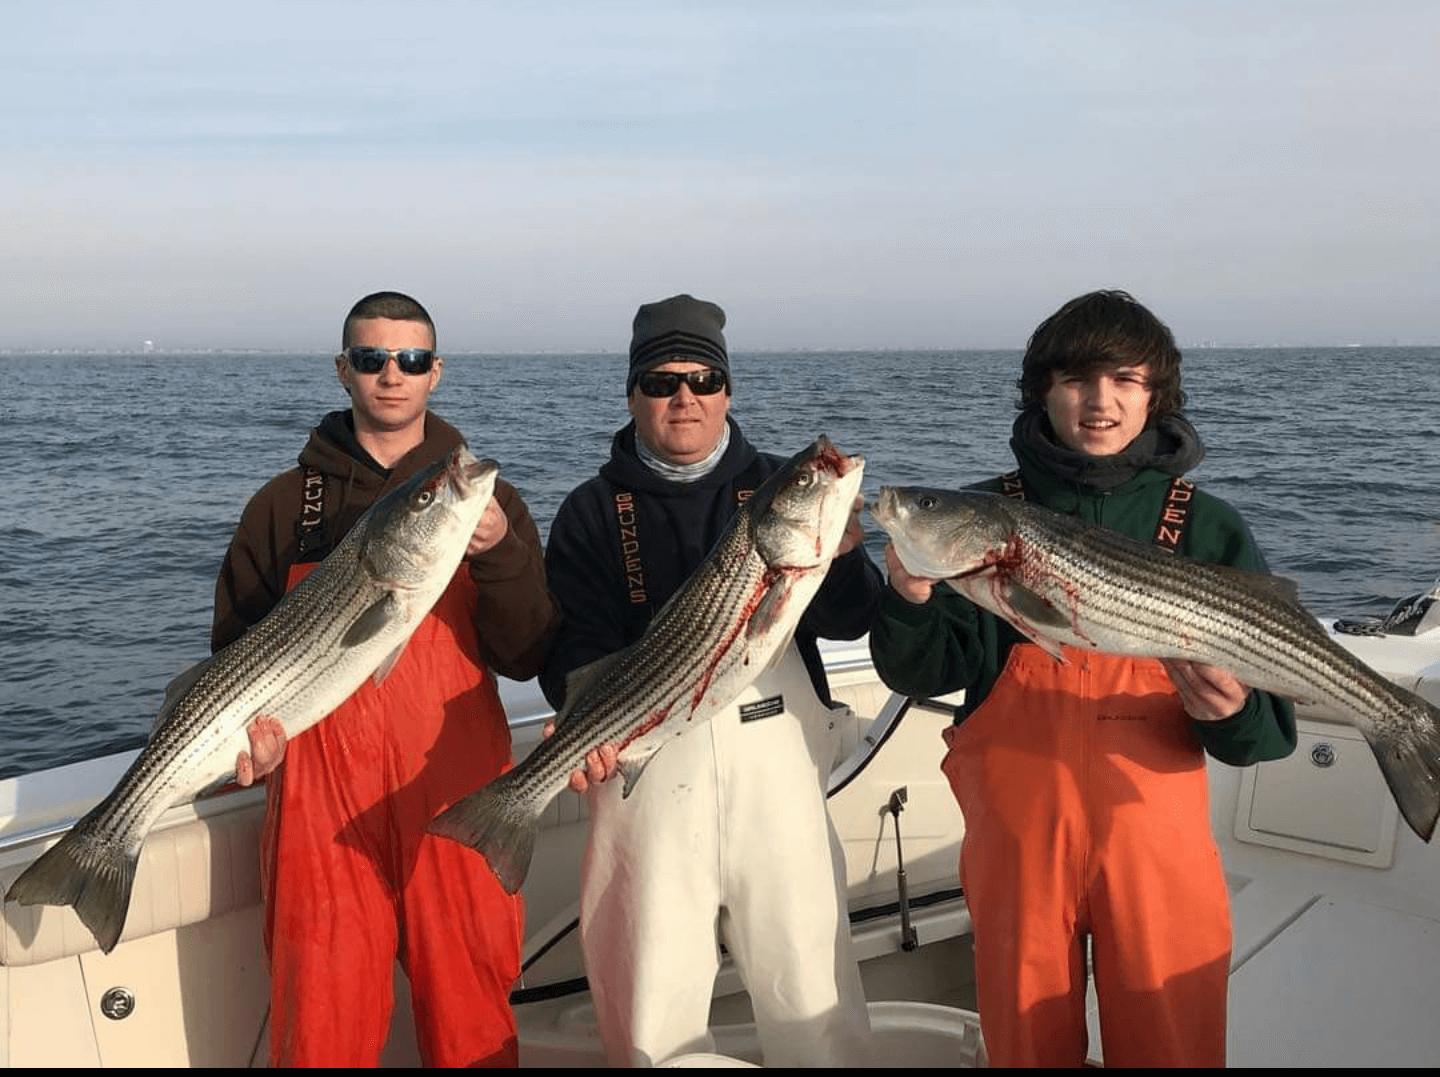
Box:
[942,643,1231,1067]
[261,565,523,1067]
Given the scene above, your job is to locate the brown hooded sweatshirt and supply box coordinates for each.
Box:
[210,408,558,680]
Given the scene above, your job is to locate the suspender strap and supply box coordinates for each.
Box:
[611,489,649,607]
[294,466,329,563]
[608,458,767,623]
[732,458,766,505]
[1152,476,1195,553]
[1000,469,1025,500]
[995,470,1194,552]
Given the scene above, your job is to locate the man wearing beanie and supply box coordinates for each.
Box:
[540,294,880,1066]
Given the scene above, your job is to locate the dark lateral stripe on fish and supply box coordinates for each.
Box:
[67,559,389,849]
[8,450,499,953]
[1002,515,1421,719]
[876,487,1440,843]
[432,437,867,893]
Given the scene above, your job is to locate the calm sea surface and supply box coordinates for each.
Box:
[2,348,1437,780]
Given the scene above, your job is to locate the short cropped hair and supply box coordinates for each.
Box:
[1016,290,1185,420]
[342,291,437,350]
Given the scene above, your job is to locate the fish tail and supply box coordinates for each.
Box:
[5,824,137,954]
[428,772,539,895]
[1364,700,1440,843]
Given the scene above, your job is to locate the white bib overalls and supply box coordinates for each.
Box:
[578,642,872,1067]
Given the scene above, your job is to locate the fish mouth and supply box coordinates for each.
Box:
[813,435,864,477]
[447,449,499,496]
[867,487,899,526]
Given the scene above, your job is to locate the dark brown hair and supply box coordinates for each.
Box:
[1016,290,1185,419]
[342,291,436,350]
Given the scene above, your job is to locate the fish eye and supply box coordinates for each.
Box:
[917,495,938,510]
[794,471,814,488]
[415,490,434,506]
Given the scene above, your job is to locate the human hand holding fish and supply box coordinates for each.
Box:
[1158,659,1251,722]
[236,716,287,787]
[869,485,1440,843]
[540,719,620,793]
[6,446,502,953]
[836,496,866,557]
[465,498,510,558]
[883,542,939,604]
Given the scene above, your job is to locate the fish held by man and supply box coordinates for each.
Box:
[429,435,866,895]
[5,446,499,954]
[870,486,1440,843]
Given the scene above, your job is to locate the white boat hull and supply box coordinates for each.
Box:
[3,625,1438,1067]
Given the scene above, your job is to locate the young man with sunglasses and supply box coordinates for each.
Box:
[211,290,558,1067]
[540,293,882,1067]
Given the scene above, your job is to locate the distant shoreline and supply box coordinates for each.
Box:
[3,343,1437,358]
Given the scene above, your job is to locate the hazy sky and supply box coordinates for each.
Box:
[4,1,1437,351]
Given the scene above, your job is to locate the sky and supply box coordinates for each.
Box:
[3,0,1438,352]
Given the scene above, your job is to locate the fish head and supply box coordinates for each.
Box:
[359,446,500,585]
[869,487,1014,580]
[752,435,866,570]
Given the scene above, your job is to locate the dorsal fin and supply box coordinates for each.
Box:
[153,657,215,734]
[1208,563,1304,606]
[562,652,623,705]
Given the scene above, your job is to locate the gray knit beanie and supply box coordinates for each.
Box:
[627,294,730,394]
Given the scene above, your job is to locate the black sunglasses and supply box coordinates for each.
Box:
[637,368,728,398]
[342,346,437,375]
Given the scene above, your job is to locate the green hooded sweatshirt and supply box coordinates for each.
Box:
[869,409,1296,766]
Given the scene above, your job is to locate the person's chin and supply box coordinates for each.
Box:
[662,425,704,445]
[1074,429,1125,454]
[365,405,421,429]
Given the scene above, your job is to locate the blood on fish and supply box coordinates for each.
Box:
[690,578,770,708]
[618,706,673,751]
[993,535,1097,648]
[815,442,849,475]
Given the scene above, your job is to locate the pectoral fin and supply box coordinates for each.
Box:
[1005,581,1069,629]
[343,594,400,649]
[746,580,793,641]
[999,582,1070,662]
[563,653,622,704]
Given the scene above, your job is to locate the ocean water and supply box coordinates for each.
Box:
[1,347,1437,780]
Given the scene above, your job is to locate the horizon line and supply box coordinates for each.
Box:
[4,341,1438,357]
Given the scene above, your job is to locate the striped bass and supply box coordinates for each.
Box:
[870,486,1440,843]
[430,436,865,894]
[6,446,498,953]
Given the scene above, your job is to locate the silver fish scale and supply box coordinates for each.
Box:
[5,448,498,954]
[878,484,1438,844]
[1001,505,1424,740]
[533,510,779,790]
[95,522,424,849]
[427,438,868,895]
